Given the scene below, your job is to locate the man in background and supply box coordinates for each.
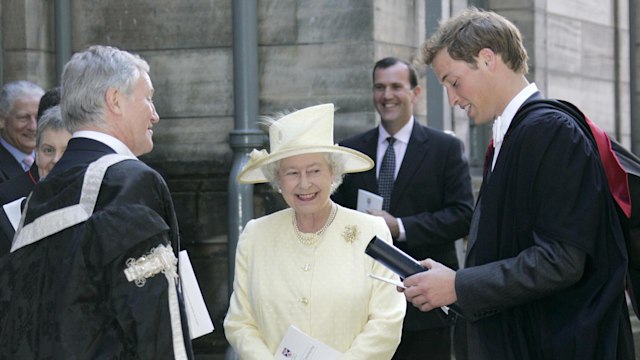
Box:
[332,56,474,360]
[0,80,44,183]
[0,86,61,205]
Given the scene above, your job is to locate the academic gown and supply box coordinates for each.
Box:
[0,138,193,359]
[456,100,634,359]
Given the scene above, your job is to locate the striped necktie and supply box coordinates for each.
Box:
[22,155,34,171]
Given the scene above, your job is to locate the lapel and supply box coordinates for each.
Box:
[358,128,380,192]
[0,143,26,179]
[390,122,429,211]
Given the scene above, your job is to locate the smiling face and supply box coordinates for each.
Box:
[0,95,41,153]
[431,49,496,125]
[118,72,159,156]
[278,153,334,217]
[36,128,72,178]
[373,63,421,135]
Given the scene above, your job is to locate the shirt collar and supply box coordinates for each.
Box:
[493,83,538,145]
[378,116,414,145]
[0,137,34,164]
[72,130,137,158]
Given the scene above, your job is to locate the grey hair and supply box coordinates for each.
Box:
[61,45,150,132]
[36,105,66,147]
[262,152,346,194]
[0,80,44,116]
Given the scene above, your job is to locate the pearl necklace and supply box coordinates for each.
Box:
[292,203,338,246]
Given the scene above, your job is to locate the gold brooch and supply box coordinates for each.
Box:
[342,225,359,243]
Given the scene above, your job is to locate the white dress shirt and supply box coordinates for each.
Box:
[492,83,538,170]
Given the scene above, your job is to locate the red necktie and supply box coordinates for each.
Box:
[483,139,495,179]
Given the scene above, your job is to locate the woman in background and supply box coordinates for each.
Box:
[34,105,71,179]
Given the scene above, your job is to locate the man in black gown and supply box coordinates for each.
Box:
[0,45,194,359]
[401,8,634,360]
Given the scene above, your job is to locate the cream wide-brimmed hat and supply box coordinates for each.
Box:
[237,103,374,184]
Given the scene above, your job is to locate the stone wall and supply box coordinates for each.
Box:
[0,0,54,86]
[490,0,632,146]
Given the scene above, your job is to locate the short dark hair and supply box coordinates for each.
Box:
[419,7,528,74]
[372,57,418,88]
[36,105,65,148]
[37,87,61,120]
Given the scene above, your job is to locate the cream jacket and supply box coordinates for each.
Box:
[224,205,406,359]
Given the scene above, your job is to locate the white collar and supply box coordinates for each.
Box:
[493,83,538,145]
[72,130,137,158]
[378,116,414,145]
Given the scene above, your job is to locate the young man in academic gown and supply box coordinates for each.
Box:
[400,8,635,360]
[0,46,193,359]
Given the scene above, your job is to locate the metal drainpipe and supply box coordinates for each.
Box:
[226,0,264,358]
[614,0,621,140]
[630,0,638,153]
[54,0,72,83]
[0,6,3,82]
[425,0,444,131]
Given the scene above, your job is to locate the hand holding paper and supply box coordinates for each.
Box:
[357,189,383,213]
[275,325,343,359]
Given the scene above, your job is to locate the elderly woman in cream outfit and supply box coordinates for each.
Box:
[223,104,406,359]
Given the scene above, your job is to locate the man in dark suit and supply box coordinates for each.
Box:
[332,57,474,360]
[402,8,634,359]
[0,87,61,206]
[0,45,194,359]
[0,80,44,183]
[0,104,70,255]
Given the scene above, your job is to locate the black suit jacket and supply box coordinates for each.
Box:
[0,143,26,184]
[0,165,38,256]
[0,165,39,205]
[332,121,474,331]
[0,201,20,256]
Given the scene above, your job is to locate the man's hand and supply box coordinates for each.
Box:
[402,258,457,312]
[367,209,399,238]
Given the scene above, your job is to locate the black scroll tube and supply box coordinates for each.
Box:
[365,235,425,278]
[365,235,463,317]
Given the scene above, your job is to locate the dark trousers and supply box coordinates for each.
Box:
[392,326,451,360]
[453,314,467,360]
